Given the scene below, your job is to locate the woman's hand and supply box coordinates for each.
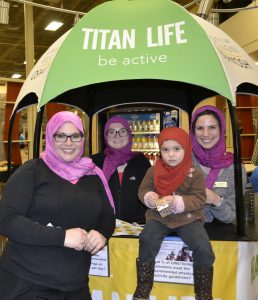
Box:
[64,228,88,251]
[84,230,107,255]
[144,191,159,208]
[206,188,221,206]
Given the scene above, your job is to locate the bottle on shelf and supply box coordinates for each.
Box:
[132,121,137,132]
[153,135,159,149]
[136,120,142,132]
[148,135,154,150]
[155,119,160,132]
[148,120,153,132]
[132,137,137,150]
[137,136,142,149]
[142,135,148,149]
[142,121,148,132]
[151,120,156,132]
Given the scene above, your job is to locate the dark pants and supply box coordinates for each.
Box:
[0,267,92,300]
[139,220,215,268]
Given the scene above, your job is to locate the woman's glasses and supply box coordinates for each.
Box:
[53,133,83,142]
[106,128,129,138]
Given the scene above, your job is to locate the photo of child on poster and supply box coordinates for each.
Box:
[166,247,193,262]
[154,237,194,284]
[163,110,179,128]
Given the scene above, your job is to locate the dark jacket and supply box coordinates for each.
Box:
[91,152,151,224]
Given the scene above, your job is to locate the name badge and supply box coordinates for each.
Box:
[213,181,227,188]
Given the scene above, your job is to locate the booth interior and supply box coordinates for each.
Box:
[1,79,258,241]
[1,79,258,299]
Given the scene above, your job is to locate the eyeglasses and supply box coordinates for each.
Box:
[53,133,83,143]
[106,128,129,138]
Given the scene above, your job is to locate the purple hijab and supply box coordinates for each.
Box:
[190,105,233,189]
[102,116,137,181]
[41,111,115,211]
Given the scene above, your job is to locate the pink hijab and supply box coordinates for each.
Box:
[41,111,115,211]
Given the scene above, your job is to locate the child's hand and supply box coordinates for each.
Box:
[168,194,185,214]
[144,191,159,208]
[165,195,174,204]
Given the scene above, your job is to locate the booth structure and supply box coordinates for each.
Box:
[6,1,258,299]
[10,0,258,237]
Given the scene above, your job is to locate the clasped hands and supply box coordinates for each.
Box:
[64,228,107,254]
[144,191,174,209]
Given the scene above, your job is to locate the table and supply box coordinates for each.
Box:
[89,236,258,300]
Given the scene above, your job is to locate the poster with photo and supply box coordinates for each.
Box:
[163,109,180,128]
[154,236,194,284]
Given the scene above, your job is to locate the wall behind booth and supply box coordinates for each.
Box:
[3,81,23,166]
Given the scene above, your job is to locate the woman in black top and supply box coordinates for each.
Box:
[0,111,115,300]
[92,116,151,224]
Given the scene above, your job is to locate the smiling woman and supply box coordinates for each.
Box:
[0,111,115,300]
[91,116,151,224]
[190,105,247,224]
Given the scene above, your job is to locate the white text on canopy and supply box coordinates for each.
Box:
[82,21,187,50]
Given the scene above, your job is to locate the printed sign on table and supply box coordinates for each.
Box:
[89,245,109,277]
[154,236,194,284]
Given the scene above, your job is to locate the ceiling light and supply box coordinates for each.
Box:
[45,21,63,31]
[12,74,22,79]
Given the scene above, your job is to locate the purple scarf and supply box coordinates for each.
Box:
[190,105,233,189]
[102,116,137,181]
[41,111,115,211]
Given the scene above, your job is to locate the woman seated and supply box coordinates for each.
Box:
[190,105,247,223]
[91,116,151,224]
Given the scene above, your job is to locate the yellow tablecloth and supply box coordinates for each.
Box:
[89,237,258,300]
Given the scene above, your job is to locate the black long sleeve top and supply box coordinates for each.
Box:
[0,159,115,291]
[91,152,151,224]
